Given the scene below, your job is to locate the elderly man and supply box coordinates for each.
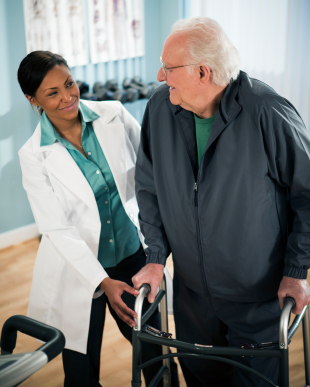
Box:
[132,17,310,387]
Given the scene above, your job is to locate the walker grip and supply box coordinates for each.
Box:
[139,283,151,295]
[284,297,296,310]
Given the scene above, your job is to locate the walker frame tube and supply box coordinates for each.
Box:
[132,278,310,387]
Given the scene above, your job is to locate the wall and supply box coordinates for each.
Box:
[0,0,182,241]
[185,0,310,131]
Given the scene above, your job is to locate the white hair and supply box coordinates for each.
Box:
[171,17,240,86]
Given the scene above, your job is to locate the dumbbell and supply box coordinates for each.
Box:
[93,79,119,93]
[93,82,128,104]
[92,79,139,103]
[126,88,140,102]
[105,79,119,91]
[104,79,130,103]
[93,81,105,93]
[80,92,99,101]
[123,78,153,99]
[76,80,89,95]
[132,76,158,95]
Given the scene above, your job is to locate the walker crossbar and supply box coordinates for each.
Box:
[138,352,278,387]
[132,279,310,387]
[137,331,281,358]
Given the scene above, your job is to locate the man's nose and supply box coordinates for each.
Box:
[157,67,166,82]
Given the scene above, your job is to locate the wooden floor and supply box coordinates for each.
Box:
[0,238,308,387]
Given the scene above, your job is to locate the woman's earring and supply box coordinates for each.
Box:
[37,106,40,112]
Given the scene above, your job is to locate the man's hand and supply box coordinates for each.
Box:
[132,263,165,303]
[278,276,310,314]
[100,277,139,328]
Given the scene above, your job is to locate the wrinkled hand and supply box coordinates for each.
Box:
[278,276,310,314]
[100,277,139,328]
[132,263,164,303]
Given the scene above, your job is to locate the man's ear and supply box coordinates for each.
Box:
[199,65,212,83]
[25,94,38,107]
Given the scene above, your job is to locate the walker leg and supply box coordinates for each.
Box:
[132,328,142,387]
[302,307,310,387]
[279,349,289,387]
[159,277,171,387]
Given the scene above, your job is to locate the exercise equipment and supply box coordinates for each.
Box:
[76,80,89,95]
[123,77,154,99]
[78,77,156,103]
[80,92,99,101]
[93,79,139,103]
[0,315,65,387]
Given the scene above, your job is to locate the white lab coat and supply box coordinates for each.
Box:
[19,100,149,354]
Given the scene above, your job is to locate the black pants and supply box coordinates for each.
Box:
[62,246,179,387]
[173,272,281,387]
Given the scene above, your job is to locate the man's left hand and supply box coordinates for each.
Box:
[278,276,310,314]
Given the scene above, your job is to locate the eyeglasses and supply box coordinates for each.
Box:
[160,56,200,76]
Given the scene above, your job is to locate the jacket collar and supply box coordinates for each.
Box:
[166,73,242,178]
[168,72,242,127]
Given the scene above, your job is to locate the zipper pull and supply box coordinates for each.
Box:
[194,183,198,206]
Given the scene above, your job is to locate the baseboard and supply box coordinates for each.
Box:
[0,223,40,250]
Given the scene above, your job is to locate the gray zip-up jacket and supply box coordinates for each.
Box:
[135,71,310,302]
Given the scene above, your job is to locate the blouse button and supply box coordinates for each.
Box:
[96,170,100,174]
[107,220,111,224]
[109,239,113,243]
[88,152,91,156]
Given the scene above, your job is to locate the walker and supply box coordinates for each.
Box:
[132,276,310,387]
[0,315,65,387]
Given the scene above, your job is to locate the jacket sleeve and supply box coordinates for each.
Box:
[135,101,171,265]
[19,148,108,296]
[260,97,310,279]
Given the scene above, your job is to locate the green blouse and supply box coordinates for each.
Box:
[40,101,140,268]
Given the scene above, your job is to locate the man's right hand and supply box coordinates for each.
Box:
[132,263,165,303]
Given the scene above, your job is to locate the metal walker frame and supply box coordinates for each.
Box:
[131,276,310,387]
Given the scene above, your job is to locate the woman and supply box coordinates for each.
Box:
[18,51,178,387]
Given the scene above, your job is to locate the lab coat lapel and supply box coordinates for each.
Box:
[42,142,98,214]
[92,117,127,205]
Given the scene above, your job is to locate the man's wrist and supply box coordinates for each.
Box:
[145,252,167,265]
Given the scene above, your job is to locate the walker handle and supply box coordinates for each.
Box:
[283,296,296,310]
[0,315,65,362]
[139,283,151,295]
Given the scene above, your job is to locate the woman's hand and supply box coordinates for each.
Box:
[100,277,139,328]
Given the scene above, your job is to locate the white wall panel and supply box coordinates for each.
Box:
[187,0,310,130]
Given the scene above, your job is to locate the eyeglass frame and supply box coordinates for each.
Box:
[160,56,212,76]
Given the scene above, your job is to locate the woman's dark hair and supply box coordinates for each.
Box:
[17,51,69,97]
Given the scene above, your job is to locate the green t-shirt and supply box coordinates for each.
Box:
[194,114,216,167]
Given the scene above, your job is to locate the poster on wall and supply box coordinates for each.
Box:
[22,0,88,67]
[88,0,145,64]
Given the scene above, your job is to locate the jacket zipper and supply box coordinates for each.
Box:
[194,182,210,296]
